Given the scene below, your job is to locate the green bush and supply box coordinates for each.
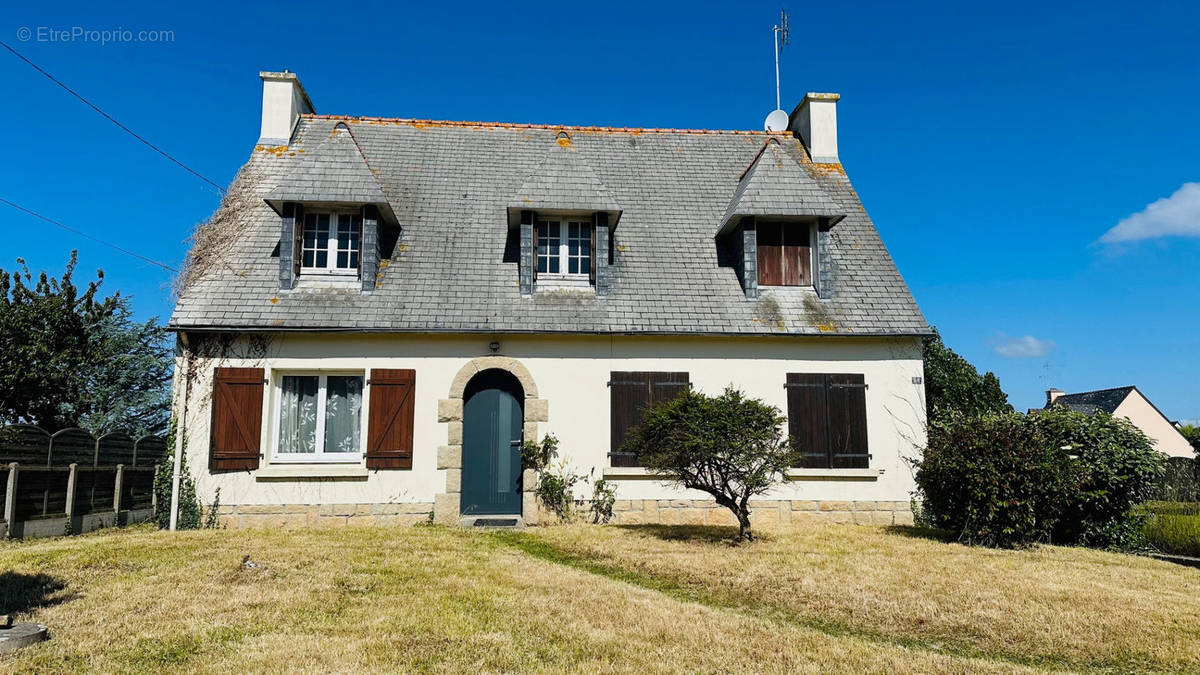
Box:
[916,413,1075,547]
[522,434,585,522]
[1032,410,1164,549]
[915,409,1163,549]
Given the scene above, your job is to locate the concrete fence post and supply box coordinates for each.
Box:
[113,464,124,513]
[65,463,78,526]
[4,463,17,538]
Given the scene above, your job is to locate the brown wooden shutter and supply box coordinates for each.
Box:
[757,222,784,286]
[828,374,869,468]
[609,372,651,467]
[786,373,829,468]
[786,373,869,468]
[209,368,264,471]
[366,369,416,469]
[609,371,689,467]
[650,372,690,407]
[292,204,305,279]
[782,225,812,286]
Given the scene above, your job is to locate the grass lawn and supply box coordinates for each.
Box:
[0,522,1197,674]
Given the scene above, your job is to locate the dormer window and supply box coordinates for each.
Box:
[301,212,361,275]
[756,221,813,287]
[535,219,592,277]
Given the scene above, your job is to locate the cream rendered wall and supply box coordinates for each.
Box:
[1112,391,1194,458]
[178,333,926,508]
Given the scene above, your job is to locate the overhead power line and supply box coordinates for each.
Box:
[0,197,178,272]
[0,39,227,194]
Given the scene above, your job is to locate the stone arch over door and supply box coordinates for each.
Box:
[435,356,548,526]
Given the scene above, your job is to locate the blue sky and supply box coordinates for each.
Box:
[2,1,1197,420]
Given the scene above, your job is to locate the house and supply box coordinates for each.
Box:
[1043,387,1193,458]
[168,71,930,529]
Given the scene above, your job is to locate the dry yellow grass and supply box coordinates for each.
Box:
[524,522,1200,673]
[0,524,1038,674]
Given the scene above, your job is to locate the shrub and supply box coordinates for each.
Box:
[1032,409,1164,549]
[915,409,1163,549]
[522,434,584,522]
[917,412,1075,547]
[622,386,797,541]
[589,472,617,524]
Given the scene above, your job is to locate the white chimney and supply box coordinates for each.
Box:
[258,71,315,145]
[789,92,840,164]
[1046,388,1065,406]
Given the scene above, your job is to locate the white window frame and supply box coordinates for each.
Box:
[301,211,361,277]
[270,370,366,464]
[536,217,592,279]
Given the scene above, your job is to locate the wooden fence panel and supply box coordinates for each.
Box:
[51,428,97,467]
[14,469,67,520]
[134,436,168,467]
[98,432,136,467]
[123,469,155,510]
[0,425,52,466]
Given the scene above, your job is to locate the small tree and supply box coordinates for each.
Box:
[622,387,798,541]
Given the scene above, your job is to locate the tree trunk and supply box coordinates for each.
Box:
[736,506,753,541]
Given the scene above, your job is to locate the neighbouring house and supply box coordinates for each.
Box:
[1043,387,1193,458]
[168,71,930,529]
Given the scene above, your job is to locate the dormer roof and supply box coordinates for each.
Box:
[264,123,396,222]
[716,138,844,236]
[506,135,621,227]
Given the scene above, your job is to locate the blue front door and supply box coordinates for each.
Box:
[461,387,523,515]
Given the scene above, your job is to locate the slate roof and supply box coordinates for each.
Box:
[265,124,389,210]
[1048,387,1136,415]
[717,139,844,235]
[171,115,929,337]
[508,140,621,217]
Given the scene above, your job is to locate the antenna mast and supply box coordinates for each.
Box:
[773,9,790,110]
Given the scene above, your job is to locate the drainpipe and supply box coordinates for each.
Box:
[169,332,191,531]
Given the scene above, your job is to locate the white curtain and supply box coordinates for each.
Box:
[279,376,318,454]
[324,376,362,453]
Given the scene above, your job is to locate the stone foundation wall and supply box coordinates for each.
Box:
[214,503,434,529]
[608,499,915,527]
[214,499,913,529]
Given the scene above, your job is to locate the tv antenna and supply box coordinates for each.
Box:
[765,9,791,131]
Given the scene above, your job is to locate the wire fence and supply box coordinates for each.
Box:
[0,424,168,538]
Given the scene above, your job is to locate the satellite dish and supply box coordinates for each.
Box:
[764,109,789,132]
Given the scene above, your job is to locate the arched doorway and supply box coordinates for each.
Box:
[461,369,525,517]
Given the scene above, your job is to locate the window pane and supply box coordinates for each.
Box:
[537,222,561,274]
[565,222,591,276]
[301,214,330,270]
[279,376,318,453]
[324,376,363,453]
[335,215,361,270]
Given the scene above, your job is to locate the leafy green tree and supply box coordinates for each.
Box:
[1179,423,1200,456]
[0,252,171,435]
[923,327,1012,423]
[622,387,799,541]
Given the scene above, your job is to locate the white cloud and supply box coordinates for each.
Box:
[992,335,1055,358]
[1100,182,1200,243]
